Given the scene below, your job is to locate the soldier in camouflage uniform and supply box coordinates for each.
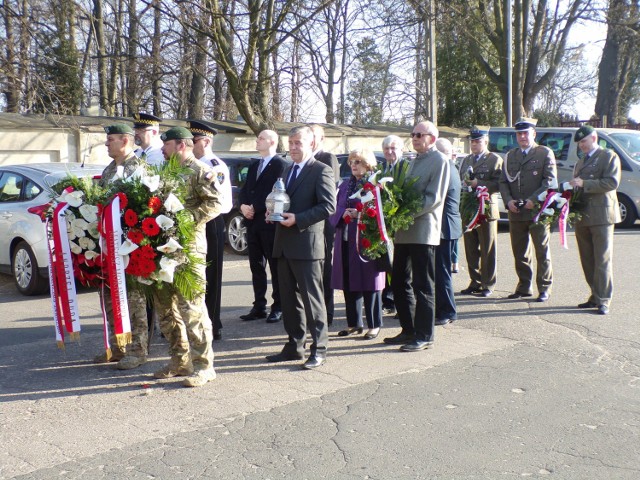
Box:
[95,124,150,370]
[153,126,223,388]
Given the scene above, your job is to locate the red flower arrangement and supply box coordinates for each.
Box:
[148,196,162,214]
[141,217,160,237]
[344,215,352,224]
[124,209,138,227]
[127,228,144,244]
[116,192,128,209]
[355,202,364,212]
[366,207,377,218]
[361,238,371,248]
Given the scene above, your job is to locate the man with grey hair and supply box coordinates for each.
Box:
[266,126,336,369]
[384,121,450,352]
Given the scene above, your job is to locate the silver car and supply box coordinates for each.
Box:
[0,163,106,295]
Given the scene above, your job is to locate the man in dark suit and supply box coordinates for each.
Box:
[309,124,340,326]
[434,138,462,326]
[499,117,557,302]
[569,125,621,315]
[266,126,336,369]
[238,130,288,323]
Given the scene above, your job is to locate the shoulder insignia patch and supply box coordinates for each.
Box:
[217,172,225,184]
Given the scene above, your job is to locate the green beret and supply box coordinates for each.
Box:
[574,125,595,142]
[104,124,134,135]
[161,126,193,142]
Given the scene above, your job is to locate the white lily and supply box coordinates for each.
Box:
[537,191,548,202]
[561,182,573,191]
[72,218,89,230]
[87,221,100,239]
[69,241,82,255]
[157,257,180,283]
[157,238,183,254]
[155,214,174,231]
[119,239,139,255]
[57,190,84,207]
[164,193,184,213]
[542,207,555,216]
[556,197,568,208]
[142,174,160,192]
[367,171,380,183]
[73,226,86,238]
[79,237,96,251]
[79,204,98,223]
[123,165,146,182]
[84,250,99,261]
[378,176,394,186]
[349,188,363,200]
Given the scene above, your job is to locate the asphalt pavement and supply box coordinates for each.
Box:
[1,226,639,479]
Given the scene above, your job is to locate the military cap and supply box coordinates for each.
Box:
[574,125,595,142]
[469,126,490,139]
[514,117,538,131]
[189,120,218,137]
[133,113,162,129]
[104,124,134,135]
[161,126,193,142]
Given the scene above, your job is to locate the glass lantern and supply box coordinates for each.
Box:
[265,177,291,221]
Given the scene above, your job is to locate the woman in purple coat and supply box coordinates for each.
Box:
[330,149,385,339]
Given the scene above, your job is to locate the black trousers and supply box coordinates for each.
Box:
[391,243,436,343]
[323,221,335,321]
[205,215,225,334]
[247,225,280,313]
[342,241,383,329]
[435,238,457,321]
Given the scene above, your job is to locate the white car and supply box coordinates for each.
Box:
[0,163,106,295]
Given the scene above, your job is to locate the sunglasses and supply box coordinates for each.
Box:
[410,132,431,139]
[348,160,363,166]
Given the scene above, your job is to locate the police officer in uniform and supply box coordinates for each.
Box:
[154,126,223,387]
[95,124,149,370]
[499,118,557,302]
[569,125,621,315]
[189,120,232,340]
[133,113,165,167]
[458,127,503,297]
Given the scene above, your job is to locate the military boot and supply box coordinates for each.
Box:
[153,362,194,379]
[183,368,217,388]
[93,349,124,364]
[116,355,147,370]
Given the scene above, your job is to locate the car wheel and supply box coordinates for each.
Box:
[226,212,248,255]
[616,193,637,228]
[12,241,49,296]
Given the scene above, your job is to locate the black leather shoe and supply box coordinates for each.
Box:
[578,301,597,309]
[302,355,326,369]
[461,286,482,295]
[266,311,282,323]
[537,292,550,302]
[508,291,533,299]
[265,352,304,362]
[435,318,450,326]
[400,340,434,352]
[383,332,414,345]
[338,327,363,337]
[481,289,493,297]
[597,305,609,315]
[240,310,267,321]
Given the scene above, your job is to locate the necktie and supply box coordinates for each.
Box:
[522,150,527,157]
[287,165,299,190]
[257,158,265,176]
[474,155,480,163]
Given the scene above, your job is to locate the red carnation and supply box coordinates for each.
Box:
[355,202,364,212]
[138,244,157,260]
[363,183,375,192]
[361,238,371,248]
[115,192,128,209]
[358,223,366,231]
[344,215,352,224]
[124,209,138,227]
[148,196,162,214]
[366,207,377,218]
[141,217,160,237]
[127,228,144,244]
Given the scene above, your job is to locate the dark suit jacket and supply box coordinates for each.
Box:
[441,159,463,240]
[273,159,336,260]
[238,154,288,231]
[314,150,340,184]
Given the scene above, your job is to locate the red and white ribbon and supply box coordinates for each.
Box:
[47,201,81,348]
[558,191,572,249]
[464,186,490,233]
[373,185,390,244]
[533,189,558,223]
[100,195,132,356]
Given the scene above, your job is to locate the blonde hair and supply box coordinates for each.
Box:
[348,148,377,171]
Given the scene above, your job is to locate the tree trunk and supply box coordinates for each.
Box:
[151,0,162,116]
[188,27,208,119]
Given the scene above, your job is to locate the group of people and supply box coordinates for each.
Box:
[94,114,621,386]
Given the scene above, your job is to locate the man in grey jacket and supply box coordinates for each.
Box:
[383,121,450,351]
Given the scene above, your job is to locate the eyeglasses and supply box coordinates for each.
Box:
[348,160,363,166]
[410,132,431,139]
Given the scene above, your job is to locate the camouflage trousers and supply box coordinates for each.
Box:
[154,262,214,371]
[100,286,149,358]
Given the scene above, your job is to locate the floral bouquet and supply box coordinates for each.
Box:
[349,161,423,260]
[104,157,204,300]
[532,185,582,248]
[460,166,490,232]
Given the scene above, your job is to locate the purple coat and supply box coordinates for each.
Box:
[329,179,385,292]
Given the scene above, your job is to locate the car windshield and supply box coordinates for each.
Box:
[608,132,640,162]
